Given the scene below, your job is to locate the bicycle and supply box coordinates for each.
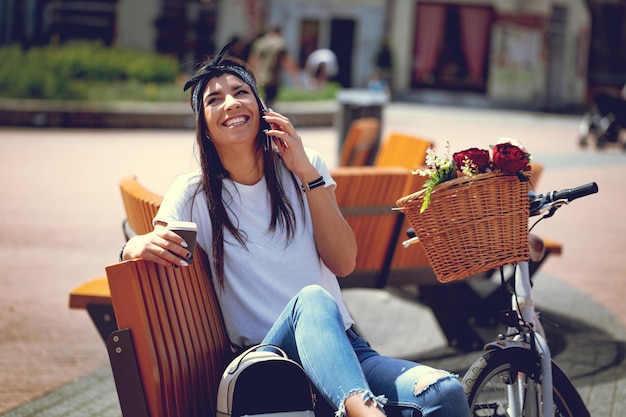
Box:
[403,181,599,417]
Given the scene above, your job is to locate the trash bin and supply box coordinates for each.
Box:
[335,89,389,163]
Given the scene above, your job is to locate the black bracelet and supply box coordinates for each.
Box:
[119,242,127,262]
[301,176,325,193]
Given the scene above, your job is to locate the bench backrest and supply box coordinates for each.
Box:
[331,166,410,288]
[374,132,433,170]
[119,176,164,236]
[338,117,381,166]
[111,176,232,417]
[107,250,232,417]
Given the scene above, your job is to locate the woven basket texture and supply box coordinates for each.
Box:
[396,172,530,283]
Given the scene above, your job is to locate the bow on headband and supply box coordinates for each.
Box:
[184,41,263,119]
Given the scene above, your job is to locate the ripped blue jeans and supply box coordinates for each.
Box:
[261,285,470,417]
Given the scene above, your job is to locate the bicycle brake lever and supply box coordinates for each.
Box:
[542,207,558,219]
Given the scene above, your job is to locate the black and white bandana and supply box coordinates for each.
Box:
[183,41,264,119]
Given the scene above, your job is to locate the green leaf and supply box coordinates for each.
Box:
[419,164,456,213]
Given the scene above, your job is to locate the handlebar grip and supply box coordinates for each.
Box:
[549,182,598,203]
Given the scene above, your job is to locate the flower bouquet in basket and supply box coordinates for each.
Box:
[396,138,533,283]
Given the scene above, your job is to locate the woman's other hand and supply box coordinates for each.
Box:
[121,224,193,268]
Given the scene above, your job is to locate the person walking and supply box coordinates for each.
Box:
[120,43,470,417]
[304,48,339,89]
[248,26,301,107]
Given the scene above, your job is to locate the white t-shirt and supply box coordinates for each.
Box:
[154,148,354,348]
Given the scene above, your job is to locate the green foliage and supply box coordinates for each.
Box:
[0,41,341,103]
[0,41,182,101]
[277,82,342,102]
[420,163,457,213]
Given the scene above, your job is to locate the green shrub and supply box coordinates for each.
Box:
[0,41,182,100]
[0,41,339,103]
[277,82,342,102]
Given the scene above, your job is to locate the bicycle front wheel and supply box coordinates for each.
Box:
[462,347,589,417]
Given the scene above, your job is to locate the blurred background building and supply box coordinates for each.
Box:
[1,0,624,112]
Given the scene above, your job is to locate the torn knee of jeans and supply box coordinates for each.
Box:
[334,389,388,417]
[362,390,388,409]
[413,370,456,396]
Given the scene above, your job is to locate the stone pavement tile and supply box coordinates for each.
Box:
[0,366,120,417]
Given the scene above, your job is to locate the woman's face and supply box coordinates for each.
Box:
[202,73,261,149]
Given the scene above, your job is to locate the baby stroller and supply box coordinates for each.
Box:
[579,89,626,150]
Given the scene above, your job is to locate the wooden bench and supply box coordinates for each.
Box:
[106,249,232,417]
[331,166,411,288]
[69,176,163,341]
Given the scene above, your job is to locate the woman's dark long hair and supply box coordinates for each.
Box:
[191,56,303,288]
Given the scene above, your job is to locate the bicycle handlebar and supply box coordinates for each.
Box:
[529,182,598,216]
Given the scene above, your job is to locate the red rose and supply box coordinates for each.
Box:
[453,148,490,173]
[492,143,529,173]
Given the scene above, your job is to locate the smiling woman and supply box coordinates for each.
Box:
[120,42,469,417]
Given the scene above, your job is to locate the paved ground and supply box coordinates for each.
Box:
[1,102,625,416]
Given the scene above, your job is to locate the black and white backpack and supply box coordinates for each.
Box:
[217,344,316,417]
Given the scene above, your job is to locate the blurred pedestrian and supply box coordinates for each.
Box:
[304,48,338,90]
[248,26,301,107]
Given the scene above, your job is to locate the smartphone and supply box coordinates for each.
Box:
[261,100,287,149]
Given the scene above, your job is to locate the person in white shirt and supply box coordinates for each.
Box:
[120,42,469,417]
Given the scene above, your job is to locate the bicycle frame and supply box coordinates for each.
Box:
[483,261,554,417]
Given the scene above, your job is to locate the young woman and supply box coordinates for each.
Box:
[121,44,469,417]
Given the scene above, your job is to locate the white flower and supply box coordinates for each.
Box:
[497,137,528,154]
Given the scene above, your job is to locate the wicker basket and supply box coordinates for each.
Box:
[396,172,530,283]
